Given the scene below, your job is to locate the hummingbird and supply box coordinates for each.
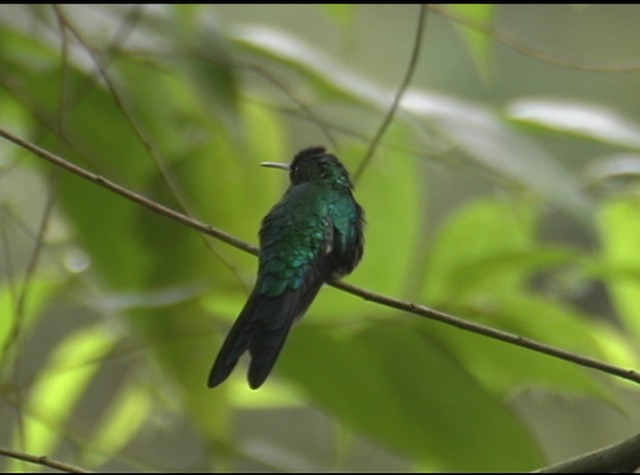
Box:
[208,146,365,389]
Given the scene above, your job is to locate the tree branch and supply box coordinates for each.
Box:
[1,126,639,387]
[534,431,640,473]
[428,4,640,73]
[0,127,258,257]
[333,280,640,384]
[0,446,90,473]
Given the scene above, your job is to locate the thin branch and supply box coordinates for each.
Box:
[1,171,59,448]
[352,4,428,183]
[239,62,338,150]
[332,281,640,384]
[50,4,249,290]
[0,446,91,473]
[0,127,258,257]
[534,431,640,473]
[1,126,639,387]
[429,4,640,73]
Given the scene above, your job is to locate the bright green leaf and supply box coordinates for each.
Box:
[12,325,117,465]
[83,379,152,467]
[0,276,59,358]
[319,4,355,26]
[422,198,538,303]
[598,197,640,341]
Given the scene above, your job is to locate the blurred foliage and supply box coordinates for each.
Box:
[1,4,640,472]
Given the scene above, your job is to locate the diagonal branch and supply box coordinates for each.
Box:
[333,280,640,384]
[534,431,640,473]
[1,126,639,386]
[0,127,258,257]
[429,4,640,73]
[0,446,90,473]
[51,5,249,290]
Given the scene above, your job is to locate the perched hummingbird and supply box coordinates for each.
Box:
[208,146,365,389]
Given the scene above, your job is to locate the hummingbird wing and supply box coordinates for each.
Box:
[208,189,335,389]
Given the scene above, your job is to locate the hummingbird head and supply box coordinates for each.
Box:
[261,146,353,189]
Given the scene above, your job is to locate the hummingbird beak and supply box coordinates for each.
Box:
[260,162,290,171]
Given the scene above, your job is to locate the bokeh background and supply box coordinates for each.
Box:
[2,4,640,471]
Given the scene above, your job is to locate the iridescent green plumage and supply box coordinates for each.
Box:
[208,146,365,389]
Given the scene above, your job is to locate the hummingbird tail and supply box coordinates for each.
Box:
[246,278,326,389]
[207,291,297,390]
[245,297,296,389]
[207,292,261,388]
[208,277,325,389]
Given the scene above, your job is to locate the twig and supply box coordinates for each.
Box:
[352,4,428,183]
[332,281,640,384]
[429,4,640,73]
[1,126,639,387]
[51,4,249,289]
[0,446,91,473]
[0,127,258,257]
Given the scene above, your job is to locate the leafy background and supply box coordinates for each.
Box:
[1,4,640,472]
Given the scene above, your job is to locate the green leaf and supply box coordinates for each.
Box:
[508,99,640,151]
[319,4,356,27]
[280,322,544,471]
[426,304,619,402]
[448,4,495,82]
[419,197,622,402]
[422,198,538,303]
[0,277,59,360]
[11,325,117,467]
[231,24,378,106]
[83,379,152,467]
[583,153,640,196]
[233,23,592,220]
[183,36,243,143]
[402,95,593,221]
[598,197,640,342]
